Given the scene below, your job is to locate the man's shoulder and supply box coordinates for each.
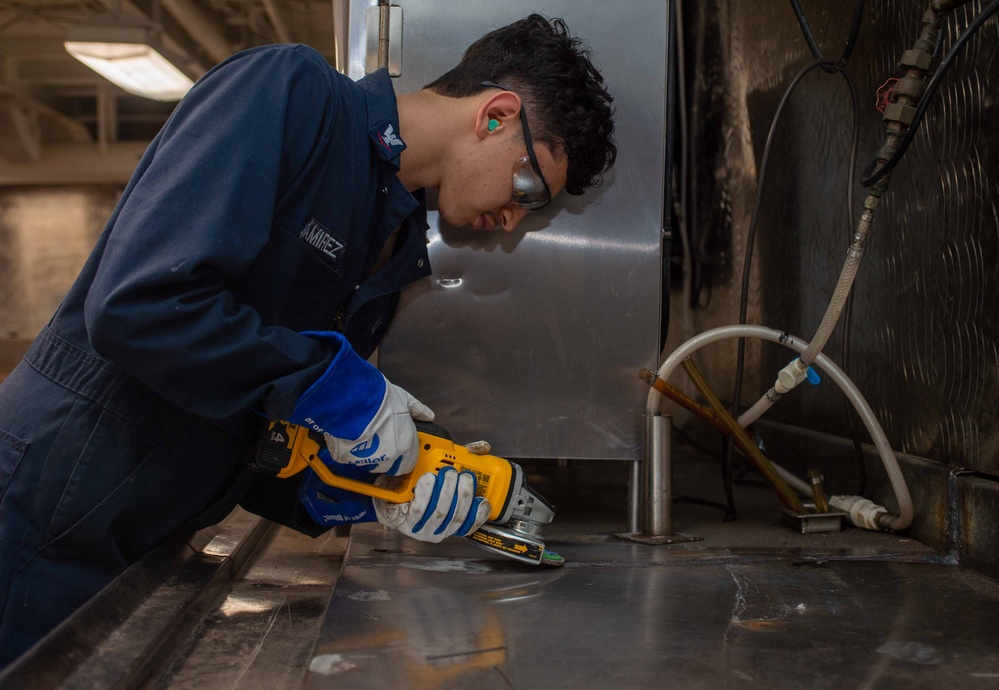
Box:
[206,44,347,94]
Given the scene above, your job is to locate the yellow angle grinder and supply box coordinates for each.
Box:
[253,420,563,567]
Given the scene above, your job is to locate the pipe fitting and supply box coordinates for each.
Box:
[891,75,928,102]
[829,495,889,531]
[883,103,918,126]
[775,359,809,394]
[900,48,933,71]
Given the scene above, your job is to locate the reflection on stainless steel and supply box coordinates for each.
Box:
[301,520,999,689]
[0,510,349,689]
[352,0,668,461]
[5,453,999,688]
[681,0,999,475]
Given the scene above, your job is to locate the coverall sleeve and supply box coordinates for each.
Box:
[84,45,341,421]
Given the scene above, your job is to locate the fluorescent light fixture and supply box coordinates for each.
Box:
[65,16,195,102]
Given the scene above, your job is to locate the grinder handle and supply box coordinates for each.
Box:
[291,427,418,503]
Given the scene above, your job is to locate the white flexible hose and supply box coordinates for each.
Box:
[800,250,862,366]
[736,249,864,426]
[647,325,913,530]
[737,389,780,427]
[774,461,811,496]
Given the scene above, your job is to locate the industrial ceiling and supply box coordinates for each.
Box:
[0,0,344,183]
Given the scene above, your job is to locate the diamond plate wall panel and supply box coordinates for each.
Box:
[683,0,999,474]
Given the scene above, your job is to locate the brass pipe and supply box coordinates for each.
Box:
[639,368,728,435]
[680,358,806,514]
[808,470,829,513]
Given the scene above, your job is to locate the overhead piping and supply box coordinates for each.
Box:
[261,0,292,43]
[158,0,232,64]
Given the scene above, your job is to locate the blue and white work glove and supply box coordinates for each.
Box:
[287,331,433,476]
[298,457,492,541]
[372,467,492,543]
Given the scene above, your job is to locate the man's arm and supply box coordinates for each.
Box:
[84,45,340,420]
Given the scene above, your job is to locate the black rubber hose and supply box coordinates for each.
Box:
[789,0,826,61]
[788,0,866,72]
[724,58,835,520]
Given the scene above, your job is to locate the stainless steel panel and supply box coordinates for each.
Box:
[349,0,668,460]
[301,522,999,690]
[677,0,999,474]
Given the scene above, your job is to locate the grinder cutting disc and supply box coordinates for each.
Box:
[468,523,565,567]
[539,549,565,568]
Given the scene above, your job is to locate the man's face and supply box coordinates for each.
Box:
[437,128,568,233]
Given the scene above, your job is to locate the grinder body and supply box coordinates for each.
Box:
[253,420,557,564]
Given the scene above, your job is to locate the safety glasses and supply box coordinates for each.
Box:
[481,81,552,211]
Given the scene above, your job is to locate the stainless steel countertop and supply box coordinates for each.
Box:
[5,447,997,689]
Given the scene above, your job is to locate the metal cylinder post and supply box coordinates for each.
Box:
[628,459,641,534]
[641,413,672,536]
[617,413,699,545]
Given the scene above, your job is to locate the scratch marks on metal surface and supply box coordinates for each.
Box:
[585,419,632,451]
[426,645,507,662]
[397,559,493,574]
[231,595,287,688]
[349,589,391,601]
[724,565,802,642]
[309,653,358,675]
[728,566,748,633]
[876,641,945,666]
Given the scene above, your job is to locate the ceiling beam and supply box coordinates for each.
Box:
[0,141,147,185]
[157,0,233,64]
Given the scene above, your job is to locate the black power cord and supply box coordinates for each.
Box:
[790,0,866,71]
[721,0,865,521]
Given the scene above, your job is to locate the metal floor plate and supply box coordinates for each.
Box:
[302,524,999,690]
[4,450,999,689]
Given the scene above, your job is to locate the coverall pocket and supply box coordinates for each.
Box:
[0,428,29,509]
[236,224,347,333]
[44,408,160,543]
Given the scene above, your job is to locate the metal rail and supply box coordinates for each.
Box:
[0,510,349,689]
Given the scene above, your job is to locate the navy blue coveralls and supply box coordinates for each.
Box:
[0,44,431,663]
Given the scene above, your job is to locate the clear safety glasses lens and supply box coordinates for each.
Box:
[512,156,551,210]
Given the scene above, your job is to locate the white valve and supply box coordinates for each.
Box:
[775,358,810,394]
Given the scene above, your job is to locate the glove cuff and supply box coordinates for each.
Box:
[287,331,386,439]
[298,467,378,525]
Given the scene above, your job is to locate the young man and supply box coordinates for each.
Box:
[0,14,616,664]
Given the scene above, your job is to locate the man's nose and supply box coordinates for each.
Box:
[499,206,530,232]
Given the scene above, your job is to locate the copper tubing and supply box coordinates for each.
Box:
[680,358,807,514]
[639,369,728,435]
[808,470,829,513]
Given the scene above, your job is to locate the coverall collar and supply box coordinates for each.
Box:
[362,68,408,167]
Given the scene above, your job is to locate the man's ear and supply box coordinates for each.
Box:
[474,90,522,139]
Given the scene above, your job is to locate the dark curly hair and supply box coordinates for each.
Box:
[425,14,616,196]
